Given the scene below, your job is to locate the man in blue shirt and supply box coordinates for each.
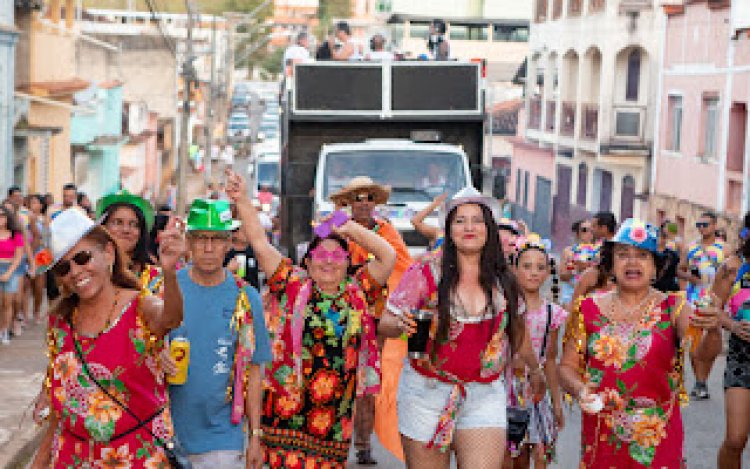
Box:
[166,199,271,469]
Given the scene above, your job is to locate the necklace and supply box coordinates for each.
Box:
[72,289,121,339]
[609,288,658,322]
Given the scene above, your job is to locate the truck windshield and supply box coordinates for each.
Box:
[257,161,280,194]
[324,150,468,203]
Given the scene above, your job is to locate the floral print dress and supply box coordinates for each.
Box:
[261,259,384,469]
[567,293,687,468]
[46,295,173,469]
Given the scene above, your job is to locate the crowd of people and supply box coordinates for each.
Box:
[0,171,746,468]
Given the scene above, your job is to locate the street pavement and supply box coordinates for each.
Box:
[2,322,748,468]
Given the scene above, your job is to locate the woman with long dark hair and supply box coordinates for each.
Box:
[0,204,23,344]
[225,170,396,468]
[29,208,185,468]
[379,188,544,468]
[28,194,49,324]
[711,212,750,468]
[96,191,162,292]
[559,219,721,467]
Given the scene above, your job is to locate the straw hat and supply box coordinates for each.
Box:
[329,176,391,206]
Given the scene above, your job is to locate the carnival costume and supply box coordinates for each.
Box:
[564,219,688,468]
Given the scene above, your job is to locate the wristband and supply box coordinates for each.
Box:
[250,428,264,438]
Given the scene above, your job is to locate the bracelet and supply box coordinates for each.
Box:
[250,428,264,438]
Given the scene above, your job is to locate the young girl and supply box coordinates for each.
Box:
[506,234,567,468]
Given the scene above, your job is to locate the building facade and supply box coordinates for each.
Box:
[0,1,19,196]
[512,0,662,246]
[649,0,750,242]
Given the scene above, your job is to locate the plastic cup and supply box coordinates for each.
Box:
[408,310,433,359]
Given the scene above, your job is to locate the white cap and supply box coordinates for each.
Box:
[444,187,500,223]
[48,209,96,270]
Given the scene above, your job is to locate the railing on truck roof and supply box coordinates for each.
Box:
[287,61,484,119]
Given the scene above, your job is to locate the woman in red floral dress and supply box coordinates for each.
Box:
[228,169,396,469]
[30,208,185,469]
[560,218,722,468]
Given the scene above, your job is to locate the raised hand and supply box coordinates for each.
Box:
[224,169,248,204]
[158,217,186,274]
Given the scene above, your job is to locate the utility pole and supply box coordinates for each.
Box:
[176,0,196,215]
[204,15,217,186]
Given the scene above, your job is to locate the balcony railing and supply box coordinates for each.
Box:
[535,0,548,22]
[546,100,557,133]
[553,0,563,19]
[590,0,606,13]
[561,101,576,137]
[568,0,583,16]
[613,104,646,140]
[529,98,542,129]
[582,103,599,140]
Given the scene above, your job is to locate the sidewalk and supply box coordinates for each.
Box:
[0,321,47,468]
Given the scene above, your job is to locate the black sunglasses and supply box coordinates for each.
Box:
[52,250,94,277]
[355,193,375,202]
[696,222,710,229]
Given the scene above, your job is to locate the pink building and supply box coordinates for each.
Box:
[650,0,750,240]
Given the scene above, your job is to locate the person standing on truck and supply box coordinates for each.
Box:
[366,34,394,61]
[330,176,414,464]
[427,19,450,61]
[329,21,361,61]
[283,31,311,68]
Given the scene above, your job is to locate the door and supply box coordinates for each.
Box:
[552,164,572,248]
[533,176,552,239]
[620,175,635,220]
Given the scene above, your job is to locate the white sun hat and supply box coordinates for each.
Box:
[444,187,501,223]
[46,208,97,271]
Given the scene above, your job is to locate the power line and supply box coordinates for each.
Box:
[144,0,178,58]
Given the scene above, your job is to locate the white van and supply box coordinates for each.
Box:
[314,139,473,248]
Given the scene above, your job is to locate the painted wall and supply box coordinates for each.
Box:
[27,103,72,196]
[0,17,18,196]
[654,2,750,214]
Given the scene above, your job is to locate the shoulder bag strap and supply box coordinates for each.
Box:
[539,303,553,360]
[71,331,166,443]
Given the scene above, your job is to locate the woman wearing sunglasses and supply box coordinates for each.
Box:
[225,170,396,468]
[30,208,186,469]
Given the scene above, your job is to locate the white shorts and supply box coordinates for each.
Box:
[397,362,507,443]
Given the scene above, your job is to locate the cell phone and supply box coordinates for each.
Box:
[314,210,350,238]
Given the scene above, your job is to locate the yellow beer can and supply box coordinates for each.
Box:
[167,337,190,385]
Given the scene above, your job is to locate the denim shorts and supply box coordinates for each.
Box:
[397,361,507,443]
[0,262,21,293]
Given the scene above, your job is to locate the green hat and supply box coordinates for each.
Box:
[96,190,155,232]
[186,199,240,232]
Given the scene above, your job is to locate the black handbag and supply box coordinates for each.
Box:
[506,406,531,445]
[72,333,193,469]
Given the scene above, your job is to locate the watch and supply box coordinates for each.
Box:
[250,428,264,438]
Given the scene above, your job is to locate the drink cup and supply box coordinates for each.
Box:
[408,310,433,359]
[581,393,604,414]
[167,337,190,385]
[235,254,247,278]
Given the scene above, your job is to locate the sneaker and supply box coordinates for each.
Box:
[690,384,710,400]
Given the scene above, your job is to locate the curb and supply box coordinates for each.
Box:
[2,427,43,469]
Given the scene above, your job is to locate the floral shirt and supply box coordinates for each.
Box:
[46,295,172,469]
[261,259,384,468]
[566,293,687,468]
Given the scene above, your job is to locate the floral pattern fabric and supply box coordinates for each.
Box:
[572,293,686,468]
[47,295,173,469]
[261,259,384,468]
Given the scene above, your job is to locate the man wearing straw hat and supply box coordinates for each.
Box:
[330,176,413,464]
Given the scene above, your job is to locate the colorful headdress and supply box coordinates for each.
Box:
[514,232,560,303]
